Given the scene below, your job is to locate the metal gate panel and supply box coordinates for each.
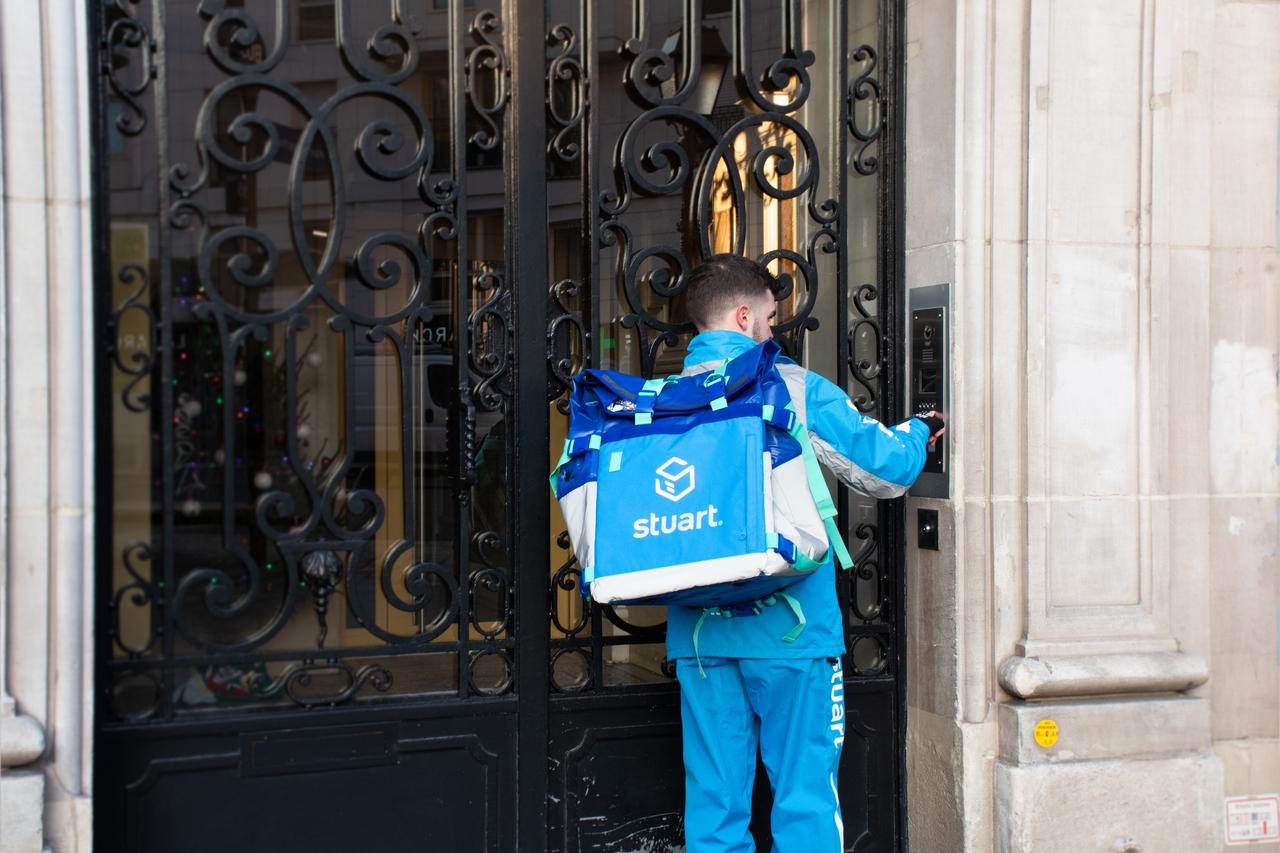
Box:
[95,2,523,849]
[92,1,904,850]
[538,1,904,848]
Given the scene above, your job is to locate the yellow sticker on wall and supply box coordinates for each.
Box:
[1034,719,1059,748]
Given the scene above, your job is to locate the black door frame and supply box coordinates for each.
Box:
[508,0,551,842]
[884,0,911,846]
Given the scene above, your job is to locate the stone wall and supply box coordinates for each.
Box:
[0,0,1274,852]
[904,0,1279,850]
[1202,0,1280,836]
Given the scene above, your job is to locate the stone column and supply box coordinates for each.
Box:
[0,8,51,853]
[0,0,97,851]
[904,0,1276,849]
[984,0,1268,845]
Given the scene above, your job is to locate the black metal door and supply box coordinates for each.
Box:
[92,1,903,851]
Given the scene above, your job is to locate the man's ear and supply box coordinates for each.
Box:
[734,303,750,332]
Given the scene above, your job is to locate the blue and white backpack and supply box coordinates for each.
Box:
[550,340,853,614]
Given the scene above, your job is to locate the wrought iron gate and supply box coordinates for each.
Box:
[92,1,904,850]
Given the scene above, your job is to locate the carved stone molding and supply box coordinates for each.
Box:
[0,694,47,768]
[998,652,1209,700]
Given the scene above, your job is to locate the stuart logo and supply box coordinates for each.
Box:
[654,457,695,502]
[634,458,721,539]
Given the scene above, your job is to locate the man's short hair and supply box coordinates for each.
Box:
[684,254,779,330]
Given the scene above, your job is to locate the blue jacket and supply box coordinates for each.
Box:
[665,330,933,660]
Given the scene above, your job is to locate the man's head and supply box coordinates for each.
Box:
[683,254,779,343]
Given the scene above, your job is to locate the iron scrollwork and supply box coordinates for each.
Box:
[468,648,513,696]
[469,530,511,640]
[545,2,901,695]
[844,523,890,676]
[544,24,588,411]
[847,44,884,177]
[547,278,588,412]
[848,522,883,622]
[600,4,838,374]
[548,531,596,694]
[470,268,512,412]
[100,0,900,720]
[466,11,508,150]
[259,660,395,708]
[546,2,876,692]
[847,283,885,413]
[550,531,588,639]
[102,0,156,137]
[550,647,592,694]
[841,30,894,685]
[546,23,585,162]
[102,1,513,718]
[108,543,162,660]
[106,263,156,412]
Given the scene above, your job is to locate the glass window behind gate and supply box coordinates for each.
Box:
[104,0,515,719]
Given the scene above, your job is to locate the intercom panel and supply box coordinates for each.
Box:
[908,284,948,498]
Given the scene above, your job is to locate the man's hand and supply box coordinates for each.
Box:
[918,411,947,450]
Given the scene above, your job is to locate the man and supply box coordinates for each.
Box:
[670,254,944,852]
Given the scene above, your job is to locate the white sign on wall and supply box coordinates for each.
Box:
[1225,795,1280,846]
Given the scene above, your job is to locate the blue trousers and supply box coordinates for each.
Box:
[676,656,846,852]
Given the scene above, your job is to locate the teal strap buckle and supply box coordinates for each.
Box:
[761,403,794,429]
[767,531,822,572]
[634,377,664,425]
[702,363,729,411]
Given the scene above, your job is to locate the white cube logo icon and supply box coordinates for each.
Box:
[654,457,695,502]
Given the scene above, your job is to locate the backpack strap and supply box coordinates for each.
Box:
[691,609,711,678]
[690,592,809,679]
[757,401,854,570]
[783,405,854,570]
[762,592,807,643]
[548,433,601,485]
